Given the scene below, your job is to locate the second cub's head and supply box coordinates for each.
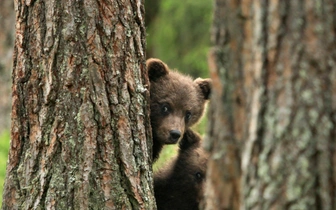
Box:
[146,58,211,145]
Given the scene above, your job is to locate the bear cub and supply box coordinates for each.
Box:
[147,58,211,161]
[154,129,208,210]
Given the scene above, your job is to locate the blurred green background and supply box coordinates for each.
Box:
[0,0,213,203]
[146,0,212,78]
[0,131,10,204]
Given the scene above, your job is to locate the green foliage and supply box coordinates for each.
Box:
[146,0,213,78]
[153,145,177,172]
[192,108,208,135]
[0,130,10,205]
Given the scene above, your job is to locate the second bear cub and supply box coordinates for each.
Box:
[154,129,208,210]
[147,58,211,161]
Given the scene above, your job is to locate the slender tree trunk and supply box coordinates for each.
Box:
[2,0,155,209]
[204,1,336,209]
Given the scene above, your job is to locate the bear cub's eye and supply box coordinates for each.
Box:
[195,172,203,182]
[161,104,170,114]
[185,111,192,121]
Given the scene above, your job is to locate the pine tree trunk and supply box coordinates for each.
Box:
[2,0,155,209]
[204,1,336,209]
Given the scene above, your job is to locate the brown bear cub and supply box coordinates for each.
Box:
[147,58,211,161]
[154,129,208,210]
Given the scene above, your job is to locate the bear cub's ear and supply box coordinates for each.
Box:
[194,78,212,100]
[146,58,169,81]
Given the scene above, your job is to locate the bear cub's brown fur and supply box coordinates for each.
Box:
[154,129,208,210]
[147,58,211,161]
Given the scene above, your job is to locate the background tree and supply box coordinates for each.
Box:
[2,0,155,209]
[204,1,336,209]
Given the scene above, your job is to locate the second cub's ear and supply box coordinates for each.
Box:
[194,78,212,100]
[146,58,169,81]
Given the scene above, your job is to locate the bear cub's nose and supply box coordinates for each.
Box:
[169,130,181,142]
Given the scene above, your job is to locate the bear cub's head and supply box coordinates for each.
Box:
[147,58,211,160]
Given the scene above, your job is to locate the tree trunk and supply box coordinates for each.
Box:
[204,1,336,209]
[2,0,155,209]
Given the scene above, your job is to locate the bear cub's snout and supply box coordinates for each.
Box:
[169,130,181,143]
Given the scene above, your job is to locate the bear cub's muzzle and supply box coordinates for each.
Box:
[168,130,182,144]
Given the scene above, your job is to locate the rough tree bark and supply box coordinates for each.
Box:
[2,0,155,209]
[204,1,336,210]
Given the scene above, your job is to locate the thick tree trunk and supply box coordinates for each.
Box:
[2,0,155,209]
[204,1,336,209]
